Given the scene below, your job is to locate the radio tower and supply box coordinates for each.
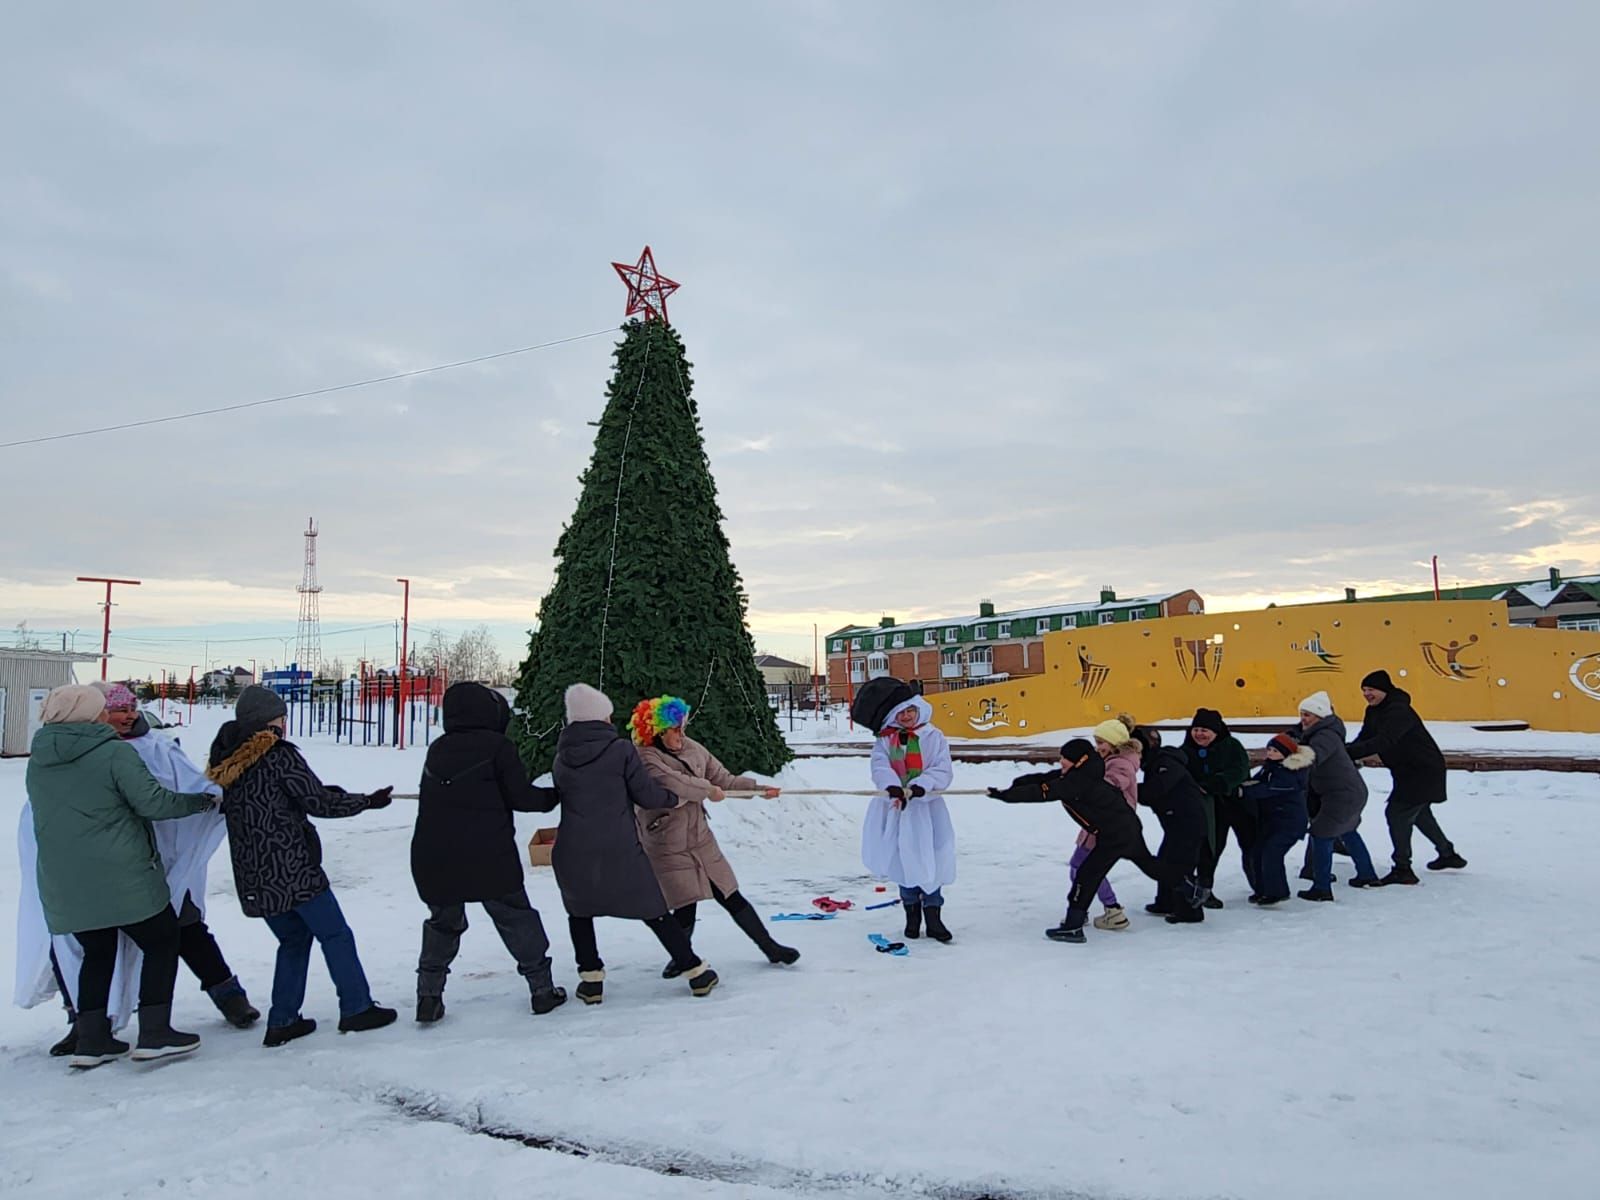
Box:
[295,518,323,678]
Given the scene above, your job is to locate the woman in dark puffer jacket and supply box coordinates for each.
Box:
[208,686,397,1047]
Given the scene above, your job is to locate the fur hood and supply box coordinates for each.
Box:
[1280,744,1316,771]
[206,729,279,789]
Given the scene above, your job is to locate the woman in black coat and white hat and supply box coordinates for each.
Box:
[536,684,718,1004]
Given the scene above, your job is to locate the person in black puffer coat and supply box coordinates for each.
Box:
[1133,727,1212,923]
[207,686,396,1047]
[1180,708,1254,903]
[1348,670,1466,884]
[989,739,1182,942]
[536,684,718,1005]
[410,683,567,1023]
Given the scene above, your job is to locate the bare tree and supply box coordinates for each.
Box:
[447,624,508,684]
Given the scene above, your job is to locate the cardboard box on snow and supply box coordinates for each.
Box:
[527,827,557,867]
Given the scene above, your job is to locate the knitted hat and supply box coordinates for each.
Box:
[93,681,139,711]
[1361,669,1395,693]
[1189,707,1227,736]
[1298,691,1333,719]
[1268,733,1300,758]
[1060,737,1097,765]
[236,684,288,727]
[564,683,614,724]
[39,684,107,725]
[630,695,691,745]
[1091,718,1134,747]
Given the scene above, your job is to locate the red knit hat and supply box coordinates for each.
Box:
[1268,733,1299,757]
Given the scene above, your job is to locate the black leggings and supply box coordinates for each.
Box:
[672,882,752,933]
[567,914,700,975]
[75,906,182,1016]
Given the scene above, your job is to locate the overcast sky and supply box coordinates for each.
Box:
[3,1,1596,678]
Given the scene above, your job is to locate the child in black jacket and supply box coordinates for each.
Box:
[1241,733,1313,906]
[990,739,1181,942]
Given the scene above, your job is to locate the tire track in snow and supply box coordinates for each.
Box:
[375,1086,1098,1200]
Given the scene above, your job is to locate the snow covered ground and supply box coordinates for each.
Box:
[3,709,1598,1199]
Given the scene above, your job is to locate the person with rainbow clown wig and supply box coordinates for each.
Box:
[855,679,957,943]
[630,696,800,975]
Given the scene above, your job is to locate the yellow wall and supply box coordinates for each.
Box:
[931,600,1600,738]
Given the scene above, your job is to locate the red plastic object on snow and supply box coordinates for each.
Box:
[812,896,854,913]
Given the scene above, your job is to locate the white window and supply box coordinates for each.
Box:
[968,646,993,677]
[1036,617,1050,635]
[891,633,904,649]
[944,627,957,643]
[1560,616,1600,632]
[873,635,884,650]
[975,625,989,640]
[1063,613,1077,628]
[866,652,890,679]
[831,639,843,653]
[997,621,1011,638]
[924,629,938,646]
[1098,611,1116,625]
[850,638,861,651]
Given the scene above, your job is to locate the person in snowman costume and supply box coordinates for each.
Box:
[856,679,956,943]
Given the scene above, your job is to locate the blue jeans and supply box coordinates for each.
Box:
[1311,832,1377,891]
[262,889,372,1028]
[899,886,944,910]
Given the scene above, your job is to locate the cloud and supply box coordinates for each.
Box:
[2,2,1596,675]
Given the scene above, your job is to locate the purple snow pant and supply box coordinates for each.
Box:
[1069,843,1119,907]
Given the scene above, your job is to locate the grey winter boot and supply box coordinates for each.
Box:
[526,958,568,1015]
[206,975,260,1028]
[131,1004,201,1062]
[68,1010,129,1070]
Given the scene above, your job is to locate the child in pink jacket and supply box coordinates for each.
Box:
[1067,717,1141,930]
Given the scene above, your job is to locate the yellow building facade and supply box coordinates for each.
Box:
[932,600,1600,738]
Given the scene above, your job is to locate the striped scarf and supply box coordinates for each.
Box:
[881,726,923,783]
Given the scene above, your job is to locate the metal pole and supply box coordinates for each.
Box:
[1432,555,1441,601]
[187,665,197,726]
[77,576,141,681]
[396,578,410,751]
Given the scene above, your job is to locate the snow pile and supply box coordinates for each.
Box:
[2,711,1597,1199]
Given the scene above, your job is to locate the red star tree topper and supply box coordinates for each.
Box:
[611,245,680,324]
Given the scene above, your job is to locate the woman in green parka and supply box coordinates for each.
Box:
[27,684,216,1069]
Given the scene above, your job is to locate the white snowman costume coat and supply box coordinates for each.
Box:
[861,697,956,893]
[14,725,224,1030]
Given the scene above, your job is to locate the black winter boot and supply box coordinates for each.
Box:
[922,906,953,943]
[1165,906,1205,924]
[1046,908,1089,943]
[68,1010,129,1070]
[131,1003,201,1061]
[1427,852,1467,871]
[1376,865,1420,886]
[415,995,445,1023]
[1297,887,1335,902]
[904,903,922,940]
[50,1024,77,1058]
[206,975,260,1028]
[576,969,605,1006]
[731,905,800,966]
[338,1004,398,1034]
[263,1016,317,1047]
[526,958,568,1014]
[685,963,719,997]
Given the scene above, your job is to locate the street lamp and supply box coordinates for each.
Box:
[396,578,410,751]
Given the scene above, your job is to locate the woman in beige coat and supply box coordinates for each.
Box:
[630,696,799,975]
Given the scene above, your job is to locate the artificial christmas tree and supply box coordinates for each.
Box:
[515,304,791,778]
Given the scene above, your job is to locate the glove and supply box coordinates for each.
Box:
[909,784,926,798]
[886,785,905,800]
[986,787,1003,799]
[366,786,394,810]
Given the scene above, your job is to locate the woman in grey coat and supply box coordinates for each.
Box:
[1295,692,1380,901]
[536,684,718,1004]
